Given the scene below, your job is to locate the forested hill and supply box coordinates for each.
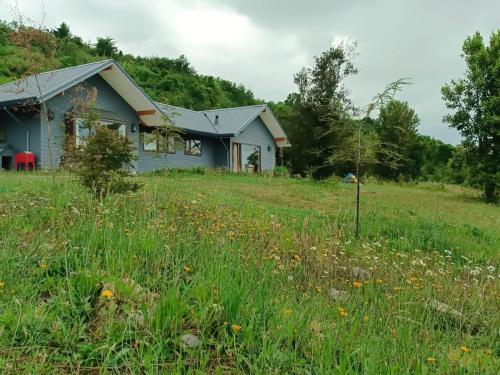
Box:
[0,21,259,110]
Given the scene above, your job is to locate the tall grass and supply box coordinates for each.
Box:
[0,172,498,373]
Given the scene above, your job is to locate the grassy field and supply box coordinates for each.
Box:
[0,171,498,374]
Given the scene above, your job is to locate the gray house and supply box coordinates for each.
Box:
[0,60,290,173]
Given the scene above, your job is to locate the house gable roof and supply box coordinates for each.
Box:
[157,102,290,147]
[0,59,163,126]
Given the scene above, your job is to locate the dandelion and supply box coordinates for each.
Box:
[101,290,113,299]
[39,263,48,270]
[283,308,293,317]
[426,357,436,364]
[460,346,470,353]
[353,281,362,289]
[231,324,241,332]
[183,266,191,273]
[363,315,369,322]
[338,307,348,318]
[0,282,4,288]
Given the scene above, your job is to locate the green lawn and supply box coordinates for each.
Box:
[0,172,498,373]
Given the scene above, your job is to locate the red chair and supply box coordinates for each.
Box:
[14,153,36,171]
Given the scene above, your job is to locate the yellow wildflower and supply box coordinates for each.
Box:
[338,307,348,318]
[353,281,362,289]
[101,290,113,299]
[0,282,4,288]
[460,346,470,353]
[292,254,300,261]
[363,315,369,322]
[375,279,383,284]
[39,263,48,270]
[426,357,436,364]
[283,308,293,317]
[183,266,191,273]
[231,324,241,332]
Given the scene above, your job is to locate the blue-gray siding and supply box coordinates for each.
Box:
[137,136,228,172]
[231,116,276,171]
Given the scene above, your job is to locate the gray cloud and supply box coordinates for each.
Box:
[2,0,499,144]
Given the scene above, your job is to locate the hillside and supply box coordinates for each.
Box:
[0,172,498,373]
[0,21,258,110]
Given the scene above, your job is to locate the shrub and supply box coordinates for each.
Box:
[273,165,290,177]
[75,125,141,197]
[64,96,142,197]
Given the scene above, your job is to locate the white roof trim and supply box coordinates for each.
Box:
[98,64,163,127]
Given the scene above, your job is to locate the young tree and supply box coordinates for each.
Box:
[441,31,500,202]
[142,102,184,171]
[328,79,410,237]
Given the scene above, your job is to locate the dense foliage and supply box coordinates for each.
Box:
[0,21,258,110]
[442,31,500,202]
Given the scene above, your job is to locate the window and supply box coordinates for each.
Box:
[143,133,157,152]
[185,139,202,156]
[143,133,176,154]
[75,118,126,145]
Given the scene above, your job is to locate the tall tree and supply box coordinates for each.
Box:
[374,100,420,179]
[95,37,118,58]
[441,31,500,202]
[291,42,358,178]
[53,22,70,39]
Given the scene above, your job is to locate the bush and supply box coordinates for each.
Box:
[273,165,290,177]
[75,125,141,197]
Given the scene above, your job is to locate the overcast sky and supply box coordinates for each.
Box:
[2,0,499,144]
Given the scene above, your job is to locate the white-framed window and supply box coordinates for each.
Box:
[142,133,176,154]
[143,133,157,152]
[75,118,126,145]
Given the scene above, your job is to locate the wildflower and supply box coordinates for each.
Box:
[460,346,470,353]
[292,254,301,261]
[353,281,362,289]
[338,307,348,318]
[0,282,4,288]
[231,324,241,332]
[39,263,48,270]
[315,286,322,292]
[375,279,383,284]
[363,315,369,322]
[283,308,293,317]
[183,266,191,273]
[426,357,436,364]
[101,290,113,299]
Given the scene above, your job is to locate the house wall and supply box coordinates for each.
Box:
[40,74,141,170]
[0,108,41,167]
[231,116,276,171]
[137,135,227,172]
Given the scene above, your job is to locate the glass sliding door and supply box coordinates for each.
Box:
[232,143,261,172]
